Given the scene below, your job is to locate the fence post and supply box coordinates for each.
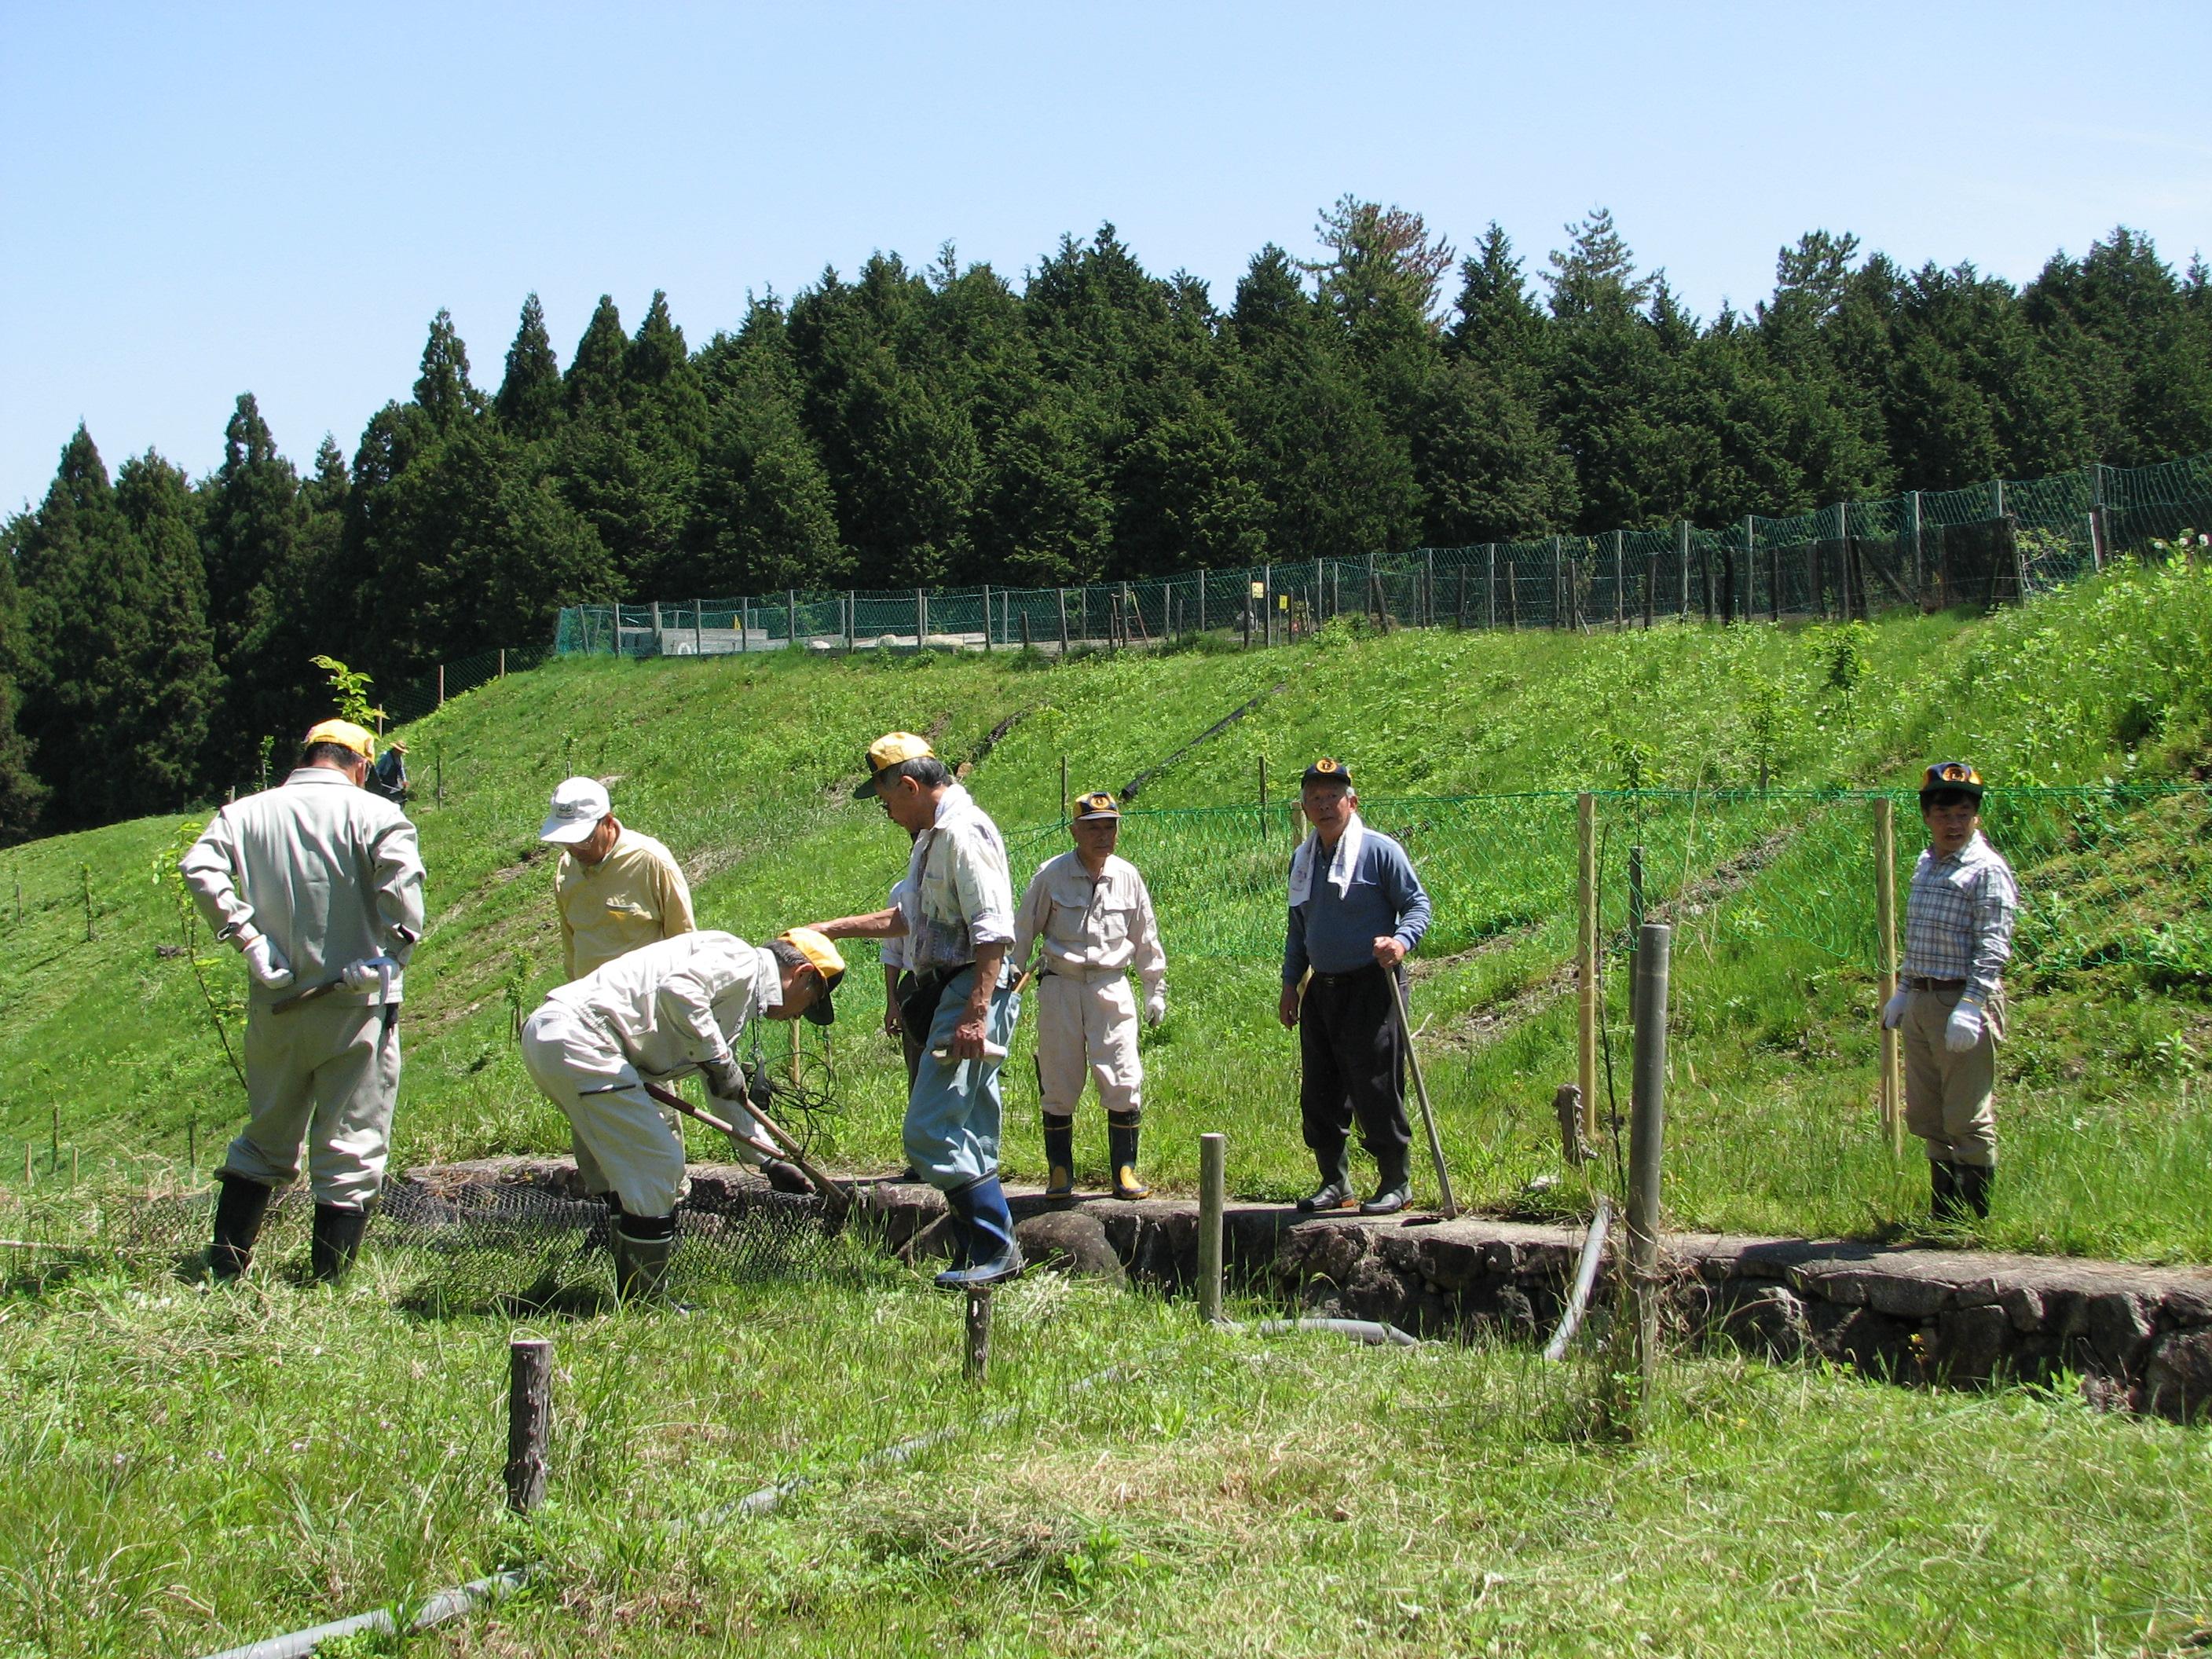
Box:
[1628,921,1671,1392]
[1060,756,1068,822]
[786,589,800,650]
[1507,558,1519,630]
[1196,575,1206,635]
[1263,562,1274,648]
[498,648,506,679]
[982,584,992,653]
[1426,548,1436,628]
[1551,537,1563,629]
[505,1337,553,1513]
[1243,574,1253,650]
[1992,477,2006,521]
[1058,588,1070,655]
[1641,545,1656,629]
[1676,520,1690,618]
[1875,797,1903,1155]
[847,591,855,654]
[916,588,926,650]
[1577,792,1598,1144]
[741,597,750,654]
[1909,491,1925,598]
[1486,544,1496,629]
[2088,466,2107,570]
[437,664,445,707]
[1198,1132,1225,1324]
[649,602,661,655]
[1612,531,1624,628]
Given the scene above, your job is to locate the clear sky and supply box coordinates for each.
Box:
[4,0,2207,515]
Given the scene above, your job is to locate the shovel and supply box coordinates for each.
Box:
[640,1079,853,1229]
[1386,969,1459,1221]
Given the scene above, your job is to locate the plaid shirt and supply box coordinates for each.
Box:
[1900,832,2019,999]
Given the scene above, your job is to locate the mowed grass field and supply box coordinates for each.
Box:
[0,1253,2207,1657]
[0,555,2208,1256]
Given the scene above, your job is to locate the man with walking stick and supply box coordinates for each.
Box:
[1278,758,1432,1215]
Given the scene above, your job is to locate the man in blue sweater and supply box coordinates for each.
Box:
[1279,758,1433,1215]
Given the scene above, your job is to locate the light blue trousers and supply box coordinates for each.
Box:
[903,964,1022,1190]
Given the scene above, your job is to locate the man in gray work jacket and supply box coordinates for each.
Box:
[179,719,425,1282]
[1278,757,1432,1216]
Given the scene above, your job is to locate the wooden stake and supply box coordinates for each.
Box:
[188,1114,197,1170]
[504,1337,554,1513]
[1197,1133,1225,1324]
[964,1289,992,1382]
[1874,798,1903,1154]
[1060,756,1068,823]
[1577,793,1599,1144]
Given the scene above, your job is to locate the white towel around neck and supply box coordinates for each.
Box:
[1287,811,1365,907]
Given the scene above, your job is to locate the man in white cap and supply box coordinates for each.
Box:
[1012,791,1166,1199]
[180,718,425,1282]
[540,776,696,982]
[520,928,845,1299]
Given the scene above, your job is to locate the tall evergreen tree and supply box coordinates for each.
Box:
[566,295,628,416]
[412,309,482,431]
[495,293,565,441]
[200,394,306,779]
[0,516,49,838]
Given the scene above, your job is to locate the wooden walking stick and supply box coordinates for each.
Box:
[1386,969,1459,1219]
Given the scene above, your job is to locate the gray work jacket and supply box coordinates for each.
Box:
[180,767,427,1007]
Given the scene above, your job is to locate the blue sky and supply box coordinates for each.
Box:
[3,1,2206,515]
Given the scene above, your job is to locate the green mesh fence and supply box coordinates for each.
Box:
[554,453,2212,660]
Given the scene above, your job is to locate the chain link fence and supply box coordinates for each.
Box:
[554,455,2212,660]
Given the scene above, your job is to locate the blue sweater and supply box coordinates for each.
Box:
[1283,830,1432,983]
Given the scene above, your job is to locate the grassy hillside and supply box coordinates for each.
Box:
[3,554,2209,1256]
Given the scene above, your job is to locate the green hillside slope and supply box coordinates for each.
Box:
[5,556,2208,1257]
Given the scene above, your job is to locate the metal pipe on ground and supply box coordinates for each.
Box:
[1540,1195,1614,1362]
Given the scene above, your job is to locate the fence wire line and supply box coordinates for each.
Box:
[552,454,2212,659]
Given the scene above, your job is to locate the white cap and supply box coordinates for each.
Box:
[540,777,612,844]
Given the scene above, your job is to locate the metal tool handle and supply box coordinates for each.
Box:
[1387,967,1458,1220]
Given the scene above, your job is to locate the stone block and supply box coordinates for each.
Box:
[1930,1304,2015,1386]
[1863,1271,1954,1321]
[2085,1291,2156,1374]
[2144,1328,2212,1424]
[1015,1210,1126,1285]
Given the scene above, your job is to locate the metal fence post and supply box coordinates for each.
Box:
[982,584,992,653]
[1486,544,1497,629]
[1910,491,1925,598]
[1677,520,1690,618]
[916,588,926,650]
[1577,792,1598,1144]
[2088,465,2107,570]
[1612,531,1624,628]
[1628,922,1671,1392]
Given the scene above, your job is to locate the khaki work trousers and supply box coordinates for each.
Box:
[520,1004,698,1217]
[1032,973,1142,1119]
[1901,983,2002,1168]
[225,998,401,1207]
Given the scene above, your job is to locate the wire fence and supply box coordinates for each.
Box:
[552,454,2212,660]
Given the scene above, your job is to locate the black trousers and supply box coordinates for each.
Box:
[1298,962,1412,1181]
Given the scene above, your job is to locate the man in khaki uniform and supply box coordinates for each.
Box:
[1880,761,2020,1222]
[180,719,426,1281]
[1012,792,1166,1199]
[521,928,844,1298]
[541,776,696,981]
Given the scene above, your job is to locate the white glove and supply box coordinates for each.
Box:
[1144,991,1166,1027]
[1944,996,1986,1053]
[1880,989,1909,1031]
[699,1053,744,1101]
[339,954,401,994]
[240,931,295,992]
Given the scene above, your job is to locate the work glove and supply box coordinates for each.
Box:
[1879,988,1909,1031]
[239,931,295,992]
[699,1053,744,1101]
[339,954,401,995]
[1144,991,1166,1027]
[1944,995,1986,1053]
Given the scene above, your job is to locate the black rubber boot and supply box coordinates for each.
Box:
[1957,1163,1993,1220]
[1931,1160,1966,1223]
[1361,1155,1412,1216]
[1042,1115,1076,1198]
[1107,1112,1148,1200]
[613,1214,678,1302]
[310,1204,369,1283]
[208,1174,273,1282]
[1297,1175,1358,1214]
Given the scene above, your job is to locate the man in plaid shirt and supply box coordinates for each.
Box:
[1881,762,2020,1221]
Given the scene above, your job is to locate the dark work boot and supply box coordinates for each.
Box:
[1361,1155,1412,1216]
[613,1214,678,1303]
[1931,1160,1966,1224]
[1296,1155,1358,1214]
[1957,1163,1993,1220]
[310,1204,369,1283]
[1042,1114,1076,1198]
[934,1176,1024,1291]
[208,1174,274,1281]
[1107,1111,1148,1200]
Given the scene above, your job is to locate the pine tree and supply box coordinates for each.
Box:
[110,452,222,808]
[496,293,565,441]
[0,516,49,839]
[412,309,482,431]
[200,394,306,781]
[566,295,628,416]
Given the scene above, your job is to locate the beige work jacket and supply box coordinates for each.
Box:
[1012,851,1166,994]
[179,767,426,1007]
[556,827,696,981]
[542,930,778,1081]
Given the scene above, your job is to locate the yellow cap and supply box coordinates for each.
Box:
[855,731,935,797]
[775,928,848,1024]
[1071,791,1120,822]
[305,719,376,758]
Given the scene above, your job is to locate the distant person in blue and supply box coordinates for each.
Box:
[1278,758,1432,1215]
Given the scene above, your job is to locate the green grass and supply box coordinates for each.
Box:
[2,559,2209,1256]
[0,1254,2205,1657]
